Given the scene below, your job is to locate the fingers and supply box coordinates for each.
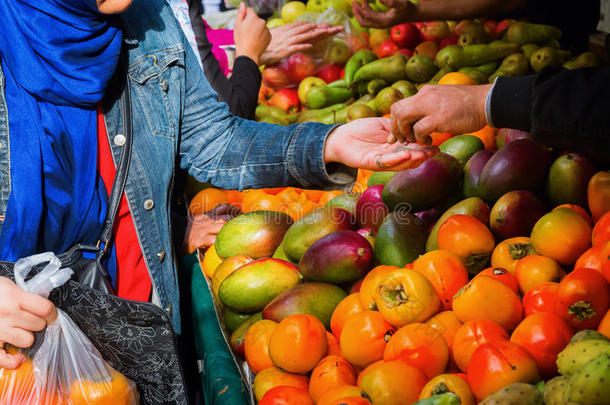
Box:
[1,327,35,349]
[18,292,56,321]
[10,311,46,333]
[412,116,437,144]
[236,2,246,24]
[0,346,26,370]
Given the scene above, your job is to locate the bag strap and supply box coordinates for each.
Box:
[97,58,133,256]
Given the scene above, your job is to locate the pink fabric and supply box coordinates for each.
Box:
[203,19,234,75]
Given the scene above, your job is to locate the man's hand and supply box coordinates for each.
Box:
[389,84,492,144]
[234,3,271,65]
[183,204,242,254]
[259,23,343,66]
[0,277,56,369]
[324,117,438,171]
[352,0,416,28]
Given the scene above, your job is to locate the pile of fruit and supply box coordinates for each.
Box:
[197,123,610,404]
[256,8,601,125]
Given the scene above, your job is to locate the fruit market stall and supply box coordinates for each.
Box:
[188,7,610,405]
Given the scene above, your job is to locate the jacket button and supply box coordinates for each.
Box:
[157,251,166,262]
[160,79,169,92]
[166,304,172,315]
[113,134,126,146]
[143,199,155,210]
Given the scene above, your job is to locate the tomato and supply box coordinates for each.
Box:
[510,312,574,377]
[467,340,540,400]
[453,276,523,331]
[253,367,309,402]
[531,208,592,265]
[359,265,398,311]
[437,215,496,275]
[326,332,342,357]
[574,243,606,272]
[317,386,362,405]
[328,397,371,405]
[418,373,476,405]
[269,314,327,374]
[522,281,559,316]
[555,268,610,330]
[490,237,536,273]
[599,309,610,339]
[69,369,135,405]
[340,311,396,367]
[258,386,314,405]
[359,360,427,405]
[588,171,610,222]
[514,254,563,294]
[475,267,519,294]
[452,319,509,372]
[309,355,357,402]
[383,323,450,379]
[426,311,463,356]
[244,319,278,374]
[374,268,441,327]
[593,211,610,245]
[331,293,364,339]
[412,250,469,310]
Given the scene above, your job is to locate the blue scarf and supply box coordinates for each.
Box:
[0,0,122,281]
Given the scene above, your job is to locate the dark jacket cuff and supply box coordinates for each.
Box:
[490,75,537,131]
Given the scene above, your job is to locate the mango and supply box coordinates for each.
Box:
[215,211,293,259]
[367,171,396,187]
[218,258,301,313]
[383,153,463,211]
[283,207,355,262]
[299,230,374,284]
[262,282,347,329]
[224,308,251,333]
[439,134,485,166]
[271,239,294,263]
[546,153,596,208]
[212,254,254,297]
[326,192,361,216]
[490,190,546,240]
[463,149,494,198]
[375,210,427,267]
[229,312,262,357]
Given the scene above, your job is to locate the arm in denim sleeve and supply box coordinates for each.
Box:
[178,36,356,190]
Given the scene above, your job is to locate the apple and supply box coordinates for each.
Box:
[483,20,498,36]
[347,33,369,52]
[283,52,316,83]
[325,38,351,64]
[298,76,326,104]
[376,39,398,58]
[258,84,275,104]
[439,34,459,49]
[340,66,346,78]
[368,28,391,50]
[316,64,342,83]
[495,19,515,36]
[262,66,292,89]
[419,21,450,42]
[390,23,420,48]
[306,0,326,12]
[281,1,307,23]
[328,0,352,16]
[268,88,301,113]
[414,40,439,60]
[398,48,413,57]
[266,18,285,28]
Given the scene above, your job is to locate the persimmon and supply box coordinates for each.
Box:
[359,360,427,405]
[510,312,574,377]
[419,373,476,405]
[328,397,371,405]
[425,311,463,364]
[68,368,135,405]
[429,132,453,146]
[253,366,309,403]
[588,171,610,222]
[475,267,519,294]
[412,250,469,310]
[188,188,228,215]
[553,204,592,224]
[317,386,362,405]
[244,319,278,374]
[452,319,509,372]
[356,360,383,387]
[258,386,314,405]
[331,293,364,339]
[522,281,559,316]
[358,265,398,311]
[574,243,606,272]
[340,311,396,367]
[593,211,610,245]
[383,323,450,379]
[437,214,496,275]
[490,236,535,273]
[309,356,357,402]
[598,309,610,339]
[269,314,327,374]
[326,332,342,357]
[514,254,563,294]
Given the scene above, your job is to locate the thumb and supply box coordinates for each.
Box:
[412,116,436,144]
[379,0,398,7]
[236,2,247,24]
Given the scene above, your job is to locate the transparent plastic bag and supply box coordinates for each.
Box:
[0,252,139,405]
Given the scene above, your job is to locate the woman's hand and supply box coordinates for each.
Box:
[234,3,271,65]
[324,117,438,171]
[389,84,492,144]
[0,277,56,369]
[183,204,242,254]
[259,22,344,66]
[352,0,416,28]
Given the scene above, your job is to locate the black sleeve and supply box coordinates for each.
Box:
[187,0,262,120]
[490,68,610,167]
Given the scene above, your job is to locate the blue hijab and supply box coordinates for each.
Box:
[0,0,122,277]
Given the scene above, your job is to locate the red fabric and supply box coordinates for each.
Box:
[97,106,152,302]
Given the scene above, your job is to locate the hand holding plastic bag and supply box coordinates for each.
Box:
[0,253,139,405]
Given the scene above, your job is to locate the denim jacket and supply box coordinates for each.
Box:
[0,0,355,332]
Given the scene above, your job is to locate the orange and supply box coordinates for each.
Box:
[438,72,476,85]
[340,311,396,367]
[200,244,223,279]
[464,125,497,150]
[309,355,357,402]
[331,293,364,339]
[188,188,228,215]
[515,255,563,294]
[68,368,135,405]
[253,366,309,403]
[244,319,278,374]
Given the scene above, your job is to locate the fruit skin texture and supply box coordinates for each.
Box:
[475,267,519,294]
[356,185,389,231]
[515,254,563,294]
[491,237,535,273]
[543,375,570,405]
[452,319,509,372]
[463,149,494,198]
[489,190,546,240]
[269,314,328,374]
[509,312,574,377]
[467,340,540,401]
[555,267,610,330]
[339,311,396,367]
[453,273,523,331]
[374,211,427,267]
[588,171,610,222]
[359,359,428,405]
[556,338,610,376]
[522,281,559,316]
[479,383,543,405]
[413,250,469,310]
[258,386,314,405]
[418,373,475,405]
[244,319,278,374]
[564,353,610,405]
[531,207,592,265]
[374,268,441,327]
[253,366,309,403]
[308,355,357,402]
[391,22,420,48]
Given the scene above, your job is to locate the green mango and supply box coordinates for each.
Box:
[439,134,485,166]
[229,312,262,356]
[546,153,596,208]
[224,308,251,333]
[368,171,396,187]
[272,239,294,263]
[326,192,361,216]
[375,211,427,267]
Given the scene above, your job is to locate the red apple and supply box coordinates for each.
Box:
[413,22,424,30]
[398,48,413,57]
[258,84,275,104]
[262,66,292,89]
[420,21,450,42]
[484,20,498,36]
[340,66,346,78]
[495,19,515,36]
[316,64,342,83]
[376,39,399,58]
[414,40,439,60]
[283,52,316,83]
[439,34,459,49]
[390,23,420,48]
[268,88,300,113]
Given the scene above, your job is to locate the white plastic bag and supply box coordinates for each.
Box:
[0,253,139,405]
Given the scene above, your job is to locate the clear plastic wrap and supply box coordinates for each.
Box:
[0,252,139,405]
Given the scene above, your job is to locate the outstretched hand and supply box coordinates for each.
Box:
[234,3,271,65]
[352,0,415,28]
[324,117,438,171]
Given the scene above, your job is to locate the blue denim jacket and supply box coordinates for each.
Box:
[0,0,355,332]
